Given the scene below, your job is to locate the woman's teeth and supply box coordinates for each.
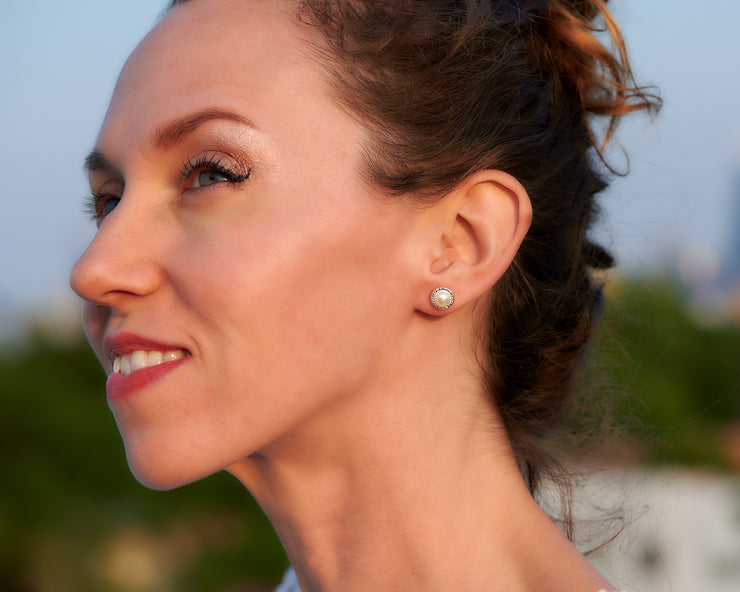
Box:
[112,350,186,376]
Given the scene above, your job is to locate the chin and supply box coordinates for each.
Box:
[131,469,191,492]
[124,445,216,492]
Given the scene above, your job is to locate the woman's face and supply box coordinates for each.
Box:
[70,0,421,489]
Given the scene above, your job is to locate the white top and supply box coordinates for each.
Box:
[274,568,300,592]
[274,568,630,592]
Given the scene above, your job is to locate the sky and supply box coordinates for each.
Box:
[1,0,739,335]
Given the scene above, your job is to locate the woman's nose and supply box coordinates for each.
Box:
[69,200,163,310]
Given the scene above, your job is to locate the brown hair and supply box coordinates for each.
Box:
[166,0,658,536]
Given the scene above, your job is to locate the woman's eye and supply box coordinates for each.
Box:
[183,155,251,190]
[196,170,229,188]
[84,190,122,224]
[99,196,121,218]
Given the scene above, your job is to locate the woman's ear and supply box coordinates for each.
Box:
[416,170,532,315]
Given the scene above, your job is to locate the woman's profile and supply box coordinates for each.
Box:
[70,1,657,590]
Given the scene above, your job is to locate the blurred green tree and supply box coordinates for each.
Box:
[594,277,740,466]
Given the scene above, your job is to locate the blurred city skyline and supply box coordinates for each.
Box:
[1,0,739,337]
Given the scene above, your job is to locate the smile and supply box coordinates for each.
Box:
[112,349,187,376]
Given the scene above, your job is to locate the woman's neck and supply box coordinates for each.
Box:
[228,400,609,590]
[226,321,610,592]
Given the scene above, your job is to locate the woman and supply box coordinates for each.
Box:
[70,0,656,590]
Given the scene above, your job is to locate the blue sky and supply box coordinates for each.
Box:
[1,0,739,331]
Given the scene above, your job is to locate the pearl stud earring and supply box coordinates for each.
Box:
[431,287,454,310]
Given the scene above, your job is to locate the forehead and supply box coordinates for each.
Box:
[98,0,329,149]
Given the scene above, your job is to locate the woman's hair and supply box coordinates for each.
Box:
[166,0,658,537]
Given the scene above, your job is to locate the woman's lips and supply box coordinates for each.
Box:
[103,333,191,400]
[106,353,189,400]
[104,332,188,360]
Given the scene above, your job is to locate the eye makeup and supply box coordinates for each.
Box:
[180,153,251,191]
[82,149,252,225]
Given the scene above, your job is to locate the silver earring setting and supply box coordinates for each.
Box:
[431,287,454,310]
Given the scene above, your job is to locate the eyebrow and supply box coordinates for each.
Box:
[152,107,257,149]
[84,149,120,175]
[83,108,257,173]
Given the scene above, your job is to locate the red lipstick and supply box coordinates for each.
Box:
[104,332,190,400]
[104,332,186,359]
[106,357,188,400]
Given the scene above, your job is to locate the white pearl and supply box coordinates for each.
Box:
[432,287,454,310]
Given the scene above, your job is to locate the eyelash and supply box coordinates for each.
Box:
[180,154,251,186]
[83,191,113,222]
[83,154,251,222]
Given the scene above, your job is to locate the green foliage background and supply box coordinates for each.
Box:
[1,276,739,591]
[595,278,740,466]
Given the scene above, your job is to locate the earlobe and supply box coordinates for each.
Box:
[418,170,531,315]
